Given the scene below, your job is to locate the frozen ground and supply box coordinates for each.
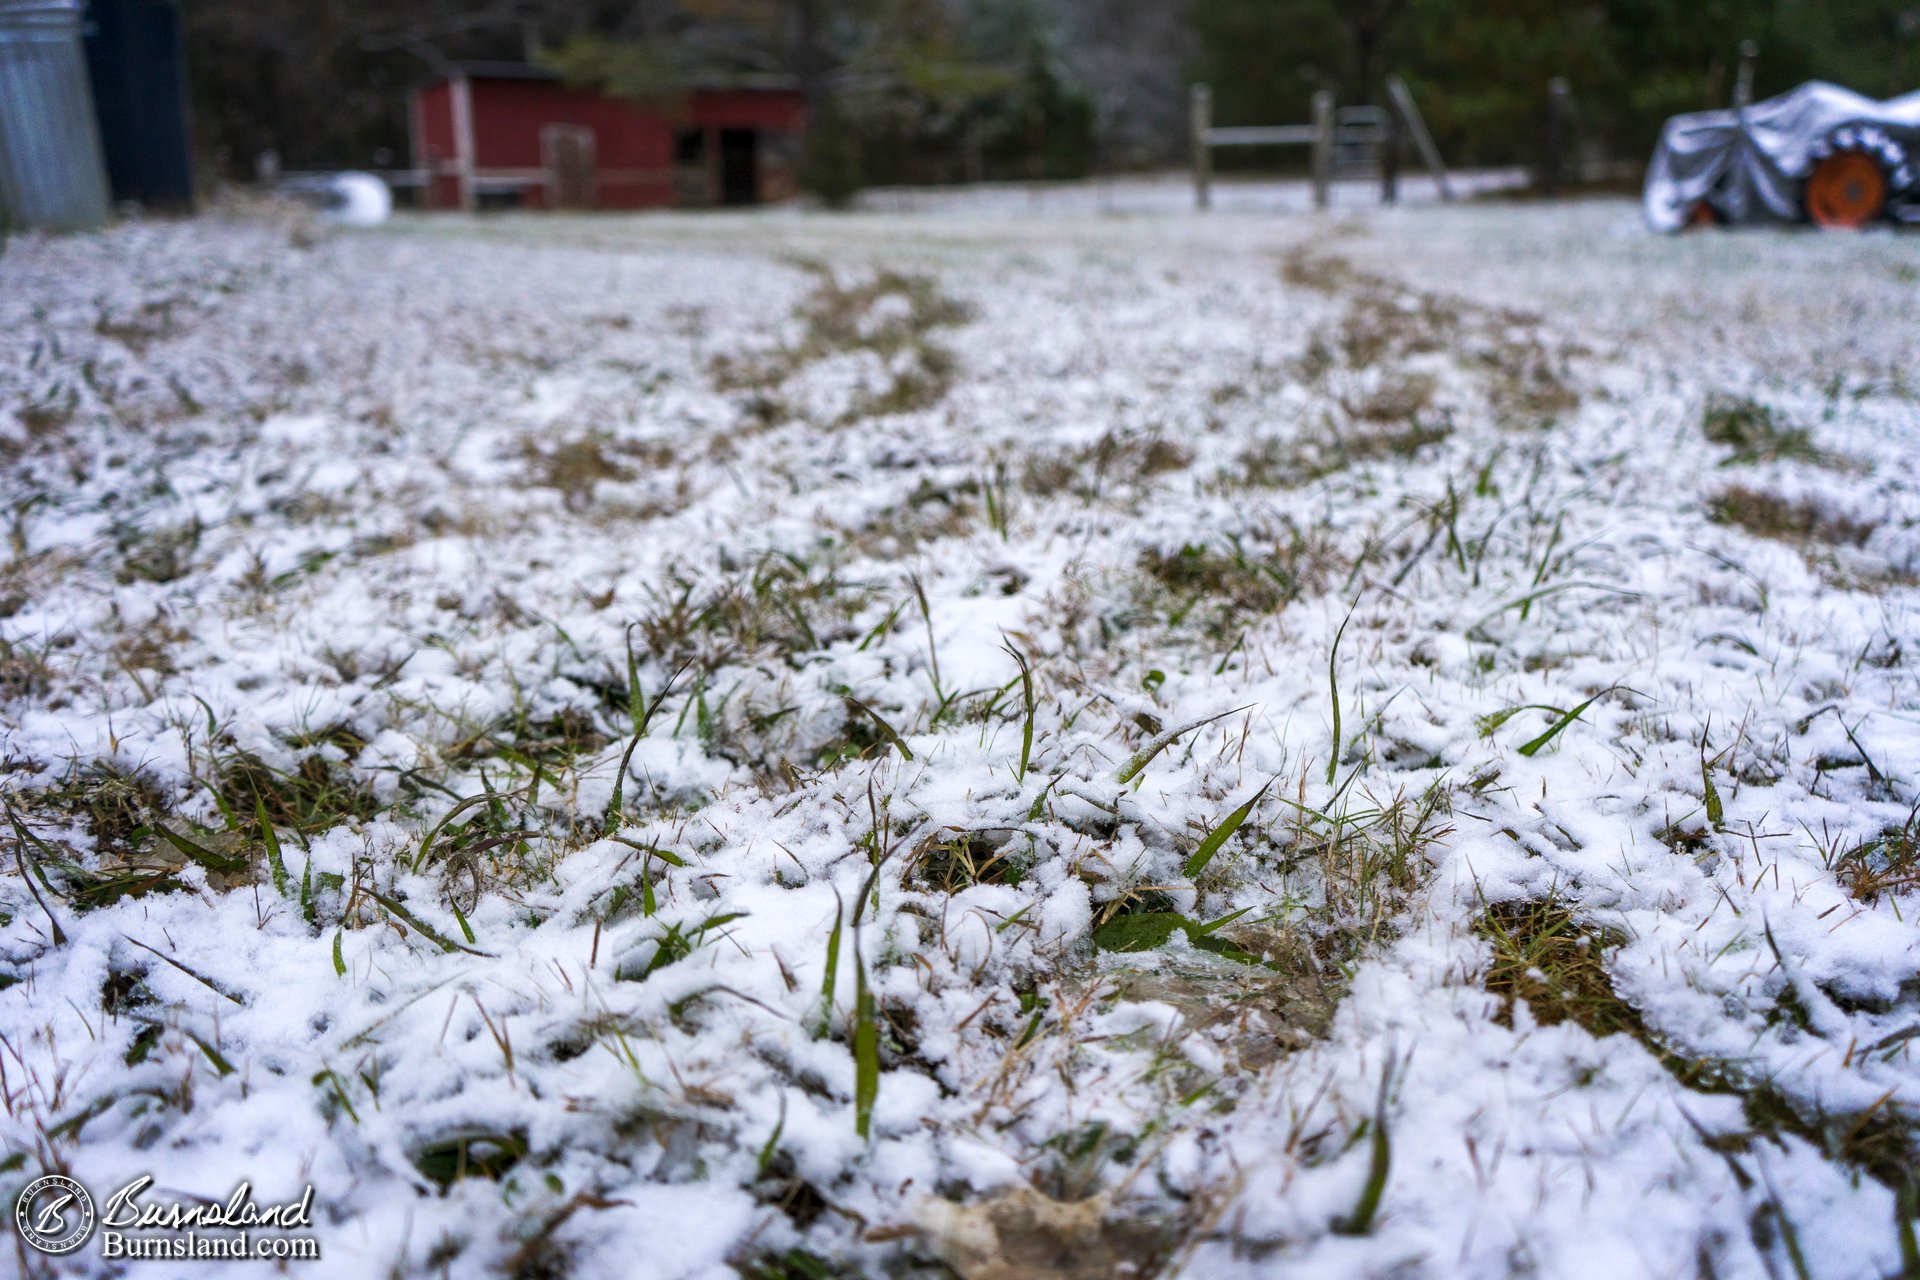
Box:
[853,168,1525,215]
[1,196,1917,1279]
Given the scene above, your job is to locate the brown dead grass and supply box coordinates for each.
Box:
[1708,486,1878,547]
[1835,805,1920,903]
[1476,896,1920,1204]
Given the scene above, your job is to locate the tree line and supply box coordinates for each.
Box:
[1196,0,1919,173]
[182,0,1920,195]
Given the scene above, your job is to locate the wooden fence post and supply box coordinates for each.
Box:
[1311,89,1333,210]
[1733,39,1758,110]
[1191,83,1213,211]
[1381,93,1401,206]
[1385,75,1452,202]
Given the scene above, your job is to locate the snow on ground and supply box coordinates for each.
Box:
[1,195,1917,1280]
[853,168,1526,216]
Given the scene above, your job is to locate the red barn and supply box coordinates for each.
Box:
[410,63,807,211]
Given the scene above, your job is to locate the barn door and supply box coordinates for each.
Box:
[541,124,597,209]
[719,129,758,205]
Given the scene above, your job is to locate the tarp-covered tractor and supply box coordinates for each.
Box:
[1645,81,1920,231]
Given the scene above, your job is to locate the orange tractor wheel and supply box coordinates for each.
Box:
[1805,151,1888,229]
[1684,200,1721,229]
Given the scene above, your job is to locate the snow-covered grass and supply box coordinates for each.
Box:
[2,196,1917,1279]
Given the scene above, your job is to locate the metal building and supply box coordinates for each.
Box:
[0,0,109,231]
[83,0,194,210]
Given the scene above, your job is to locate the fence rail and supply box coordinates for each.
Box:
[1190,77,1451,212]
[1206,125,1321,147]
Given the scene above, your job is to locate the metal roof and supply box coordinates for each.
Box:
[425,61,801,94]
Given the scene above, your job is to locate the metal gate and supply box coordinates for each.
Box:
[0,0,110,231]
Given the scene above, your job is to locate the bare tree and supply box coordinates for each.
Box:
[1050,0,1193,167]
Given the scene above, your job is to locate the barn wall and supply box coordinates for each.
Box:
[412,76,806,210]
[470,79,677,208]
[411,81,460,209]
[690,89,805,204]
[688,89,805,132]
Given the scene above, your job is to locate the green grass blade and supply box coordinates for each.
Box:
[847,697,914,761]
[1184,779,1272,879]
[1194,906,1253,934]
[6,808,68,946]
[1769,1181,1812,1280]
[912,574,942,703]
[182,1027,236,1076]
[1115,706,1247,784]
[1334,1054,1394,1234]
[1028,773,1063,822]
[156,824,250,875]
[1475,703,1563,739]
[366,888,491,956]
[1467,581,1640,640]
[200,777,240,832]
[413,792,507,872]
[856,599,906,652]
[853,963,878,1140]
[608,658,693,830]
[256,795,290,899]
[1516,693,1601,757]
[625,624,645,737]
[816,893,843,1039]
[1002,640,1034,779]
[1327,609,1352,786]
[1897,1182,1919,1278]
[332,930,346,977]
[607,836,690,868]
[757,1097,787,1176]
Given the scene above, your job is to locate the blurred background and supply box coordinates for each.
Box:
[5,0,1920,224]
[179,0,1920,191]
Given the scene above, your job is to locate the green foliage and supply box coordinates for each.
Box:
[1091,909,1265,965]
[800,100,867,207]
[412,1130,528,1190]
[1183,780,1271,879]
[852,959,879,1139]
[256,795,291,899]
[539,35,685,108]
[1191,0,1920,172]
[816,897,844,1038]
[1515,692,1603,757]
[1333,1054,1395,1235]
[181,0,1094,186]
[179,0,1920,186]
[155,823,250,875]
[1190,0,1348,142]
[954,28,1097,182]
[1115,707,1245,785]
[1700,394,1827,466]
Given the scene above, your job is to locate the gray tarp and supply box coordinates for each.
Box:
[1643,80,1920,231]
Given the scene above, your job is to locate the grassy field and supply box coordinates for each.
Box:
[2,195,1917,1279]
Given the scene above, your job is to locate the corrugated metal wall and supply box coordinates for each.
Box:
[0,0,110,231]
